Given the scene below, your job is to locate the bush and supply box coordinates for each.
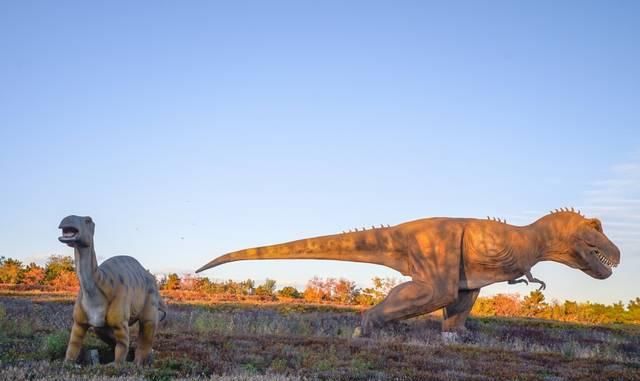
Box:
[278,286,302,299]
[41,330,68,360]
[255,279,277,297]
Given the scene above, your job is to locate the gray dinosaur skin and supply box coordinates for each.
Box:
[59,215,167,365]
[197,210,620,337]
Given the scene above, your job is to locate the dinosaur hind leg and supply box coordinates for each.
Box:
[356,280,457,337]
[134,299,158,366]
[109,323,130,364]
[134,320,156,366]
[442,289,480,332]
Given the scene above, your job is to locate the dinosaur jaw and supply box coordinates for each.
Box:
[581,249,617,279]
[58,226,80,245]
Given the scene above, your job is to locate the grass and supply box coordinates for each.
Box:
[0,296,639,380]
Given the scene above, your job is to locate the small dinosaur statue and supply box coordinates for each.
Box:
[58,215,167,365]
[196,209,620,337]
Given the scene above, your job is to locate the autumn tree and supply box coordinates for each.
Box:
[334,278,358,304]
[162,273,181,290]
[472,294,523,317]
[491,294,521,317]
[472,296,497,316]
[627,298,640,323]
[521,290,547,317]
[193,277,213,293]
[278,286,302,299]
[255,278,277,297]
[21,263,46,286]
[0,257,24,284]
[240,279,256,295]
[44,255,75,283]
[355,277,400,305]
[49,270,79,291]
[304,276,330,302]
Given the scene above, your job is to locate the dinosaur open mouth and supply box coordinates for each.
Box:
[595,251,617,269]
[59,227,79,242]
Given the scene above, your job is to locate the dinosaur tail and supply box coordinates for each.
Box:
[195,228,409,275]
[158,296,168,322]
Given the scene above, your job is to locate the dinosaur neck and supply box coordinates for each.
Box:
[527,218,572,265]
[74,244,101,297]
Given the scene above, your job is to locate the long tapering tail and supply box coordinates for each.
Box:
[195,228,409,275]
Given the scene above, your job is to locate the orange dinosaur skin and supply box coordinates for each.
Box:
[59,215,167,365]
[197,210,620,336]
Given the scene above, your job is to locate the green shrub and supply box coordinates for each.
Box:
[242,362,258,374]
[312,358,335,372]
[42,330,69,360]
[269,357,288,373]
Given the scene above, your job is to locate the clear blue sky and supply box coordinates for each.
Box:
[1,1,638,304]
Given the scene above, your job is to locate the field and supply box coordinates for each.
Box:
[1,295,639,381]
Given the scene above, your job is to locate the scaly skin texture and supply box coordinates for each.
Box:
[197,209,620,336]
[58,215,167,365]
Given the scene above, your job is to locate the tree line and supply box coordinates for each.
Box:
[0,255,78,290]
[1,255,638,324]
[159,273,400,306]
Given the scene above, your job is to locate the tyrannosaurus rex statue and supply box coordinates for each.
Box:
[196,209,620,337]
[58,215,167,365]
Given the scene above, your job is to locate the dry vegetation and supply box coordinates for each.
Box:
[1,295,639,381]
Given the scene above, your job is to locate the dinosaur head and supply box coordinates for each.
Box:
[541,211,620,279]
[570,217,620,279]
[58,215,95,248]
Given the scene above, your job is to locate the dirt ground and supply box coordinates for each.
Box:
[1,296,639,380]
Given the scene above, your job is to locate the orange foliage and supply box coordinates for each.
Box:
[492,294,521,317]
[22,264,46,286]
[48,270,79,291]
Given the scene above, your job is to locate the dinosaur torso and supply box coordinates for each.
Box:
[391,217,536,289]
[459,220,536,289]
[78,255,162,327]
